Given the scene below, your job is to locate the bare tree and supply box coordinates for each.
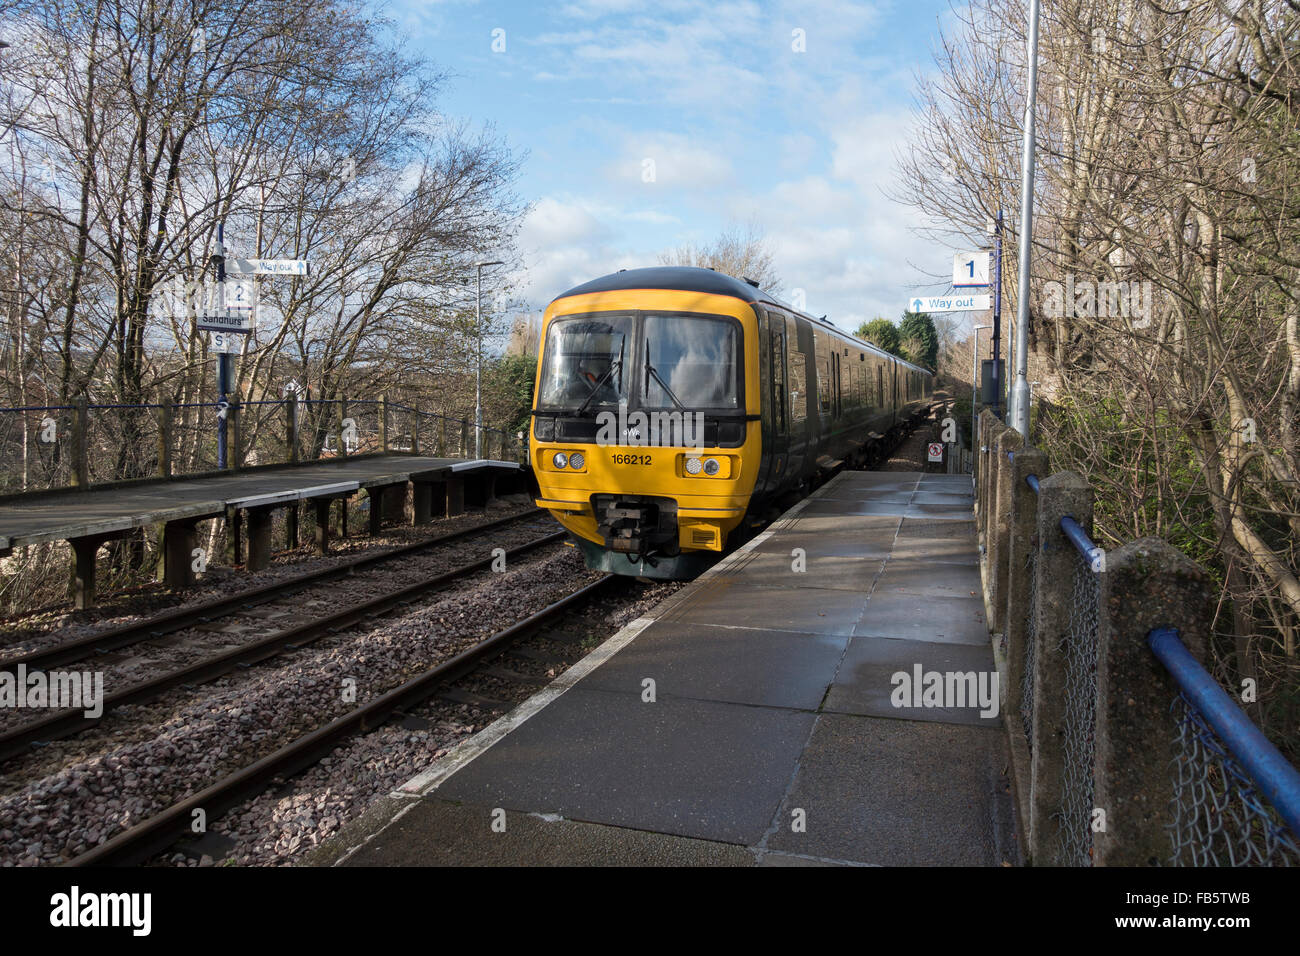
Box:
[658,220,783,294]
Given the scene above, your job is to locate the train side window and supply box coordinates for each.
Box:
[817,356,830,413]
[770,322,786,433]
[787,323,807,425]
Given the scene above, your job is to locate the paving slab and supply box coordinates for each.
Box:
[767,714,1017,865]
[855,591,990,645]
[663,578,868,636]
[889,537,980,565]
[578,620,847,710]
[823,636,1001,726]
[912,491,975,505]
[717,551,885,592]
[898,517,976,540]
[751,530,895,559]
[800,499,914,518]
[333,797,757,867]
[788,514,902,535]
[875,561,982,599]
[435,688,818,845]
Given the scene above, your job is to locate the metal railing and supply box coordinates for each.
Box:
[0,394,526,495]
[977,408,1300,866]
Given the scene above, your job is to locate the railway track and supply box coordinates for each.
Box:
[0,519,567,762]
[67,575,615,866]
[0,510,547,674]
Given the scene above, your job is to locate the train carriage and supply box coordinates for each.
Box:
[530,266,933,578]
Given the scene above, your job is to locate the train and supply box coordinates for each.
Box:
[529,266,935,578]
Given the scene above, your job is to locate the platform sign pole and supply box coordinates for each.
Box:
[991,211,1004,419]
[214,223,233,469]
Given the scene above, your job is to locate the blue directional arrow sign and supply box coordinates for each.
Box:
[907,294,992,313]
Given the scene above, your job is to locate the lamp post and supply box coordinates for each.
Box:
[474,260,503,459]
[1009,0,1042,437]
[972,324,990,457]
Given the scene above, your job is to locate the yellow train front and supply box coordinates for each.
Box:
[530,266,933,578]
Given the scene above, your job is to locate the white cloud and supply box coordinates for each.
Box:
[608,133,735,190]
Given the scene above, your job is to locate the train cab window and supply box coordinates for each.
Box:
[816,356,831,413]
[641,313,739,409]
[538,314,633,409]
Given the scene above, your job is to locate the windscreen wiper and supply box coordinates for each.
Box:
[575,358,622,416]
[644,338,686,410]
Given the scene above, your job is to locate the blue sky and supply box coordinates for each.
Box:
[386,0,966,334]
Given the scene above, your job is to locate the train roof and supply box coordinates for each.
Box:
[553,266,933,377]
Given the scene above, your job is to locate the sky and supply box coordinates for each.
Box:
[385,0,970,335]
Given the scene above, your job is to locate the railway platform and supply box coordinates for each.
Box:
[307,470,1020,867]
[0,454,525,608]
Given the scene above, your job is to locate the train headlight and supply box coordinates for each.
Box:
[552,452,569,469]
[685,456,703,475]
[703,457,721,476]
[568,452,585,470]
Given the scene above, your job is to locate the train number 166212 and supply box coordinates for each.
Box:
[611,453,652,465]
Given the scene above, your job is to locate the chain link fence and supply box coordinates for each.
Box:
[1020,545,1038,752]
[1058,548,1101,866]
[1168,693,1300,866]
[0,406,76,492]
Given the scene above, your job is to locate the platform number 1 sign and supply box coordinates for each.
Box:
[953,251,990,289]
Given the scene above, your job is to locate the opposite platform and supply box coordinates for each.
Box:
[306,470,1020,867]
[0,455,521,550]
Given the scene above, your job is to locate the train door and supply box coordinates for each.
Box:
[789,316,814,481]
[768,311,789,492]
[757,309,790,499]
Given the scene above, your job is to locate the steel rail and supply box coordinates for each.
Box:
[67,575,614,866]
[0,529,567,761]
[1,510,543,675]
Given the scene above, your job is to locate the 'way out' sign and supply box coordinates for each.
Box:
[908,294,992,313]
[227,258,310,276]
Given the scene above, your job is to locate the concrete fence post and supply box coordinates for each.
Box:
[156,401,173,478]
[1092,538,1215,867]
[228,401,242,472]
[977,411,1004,546]
[988,426,1024,634]
[337,399,349,459]
[1029,471,1093,865]
[71,397,89,488]
[286,395,299,464]
[1004,445,1047,716]
[379,392,389,452]
[410,407,421,454]
[460,420,470,458]
[438,417,448,457]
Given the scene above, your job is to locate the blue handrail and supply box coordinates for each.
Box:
[1149,627,1300,838]
[1026,474,1040,494]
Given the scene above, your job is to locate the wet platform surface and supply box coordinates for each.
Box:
[0,455,517,549]
[309,471,1020,867]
